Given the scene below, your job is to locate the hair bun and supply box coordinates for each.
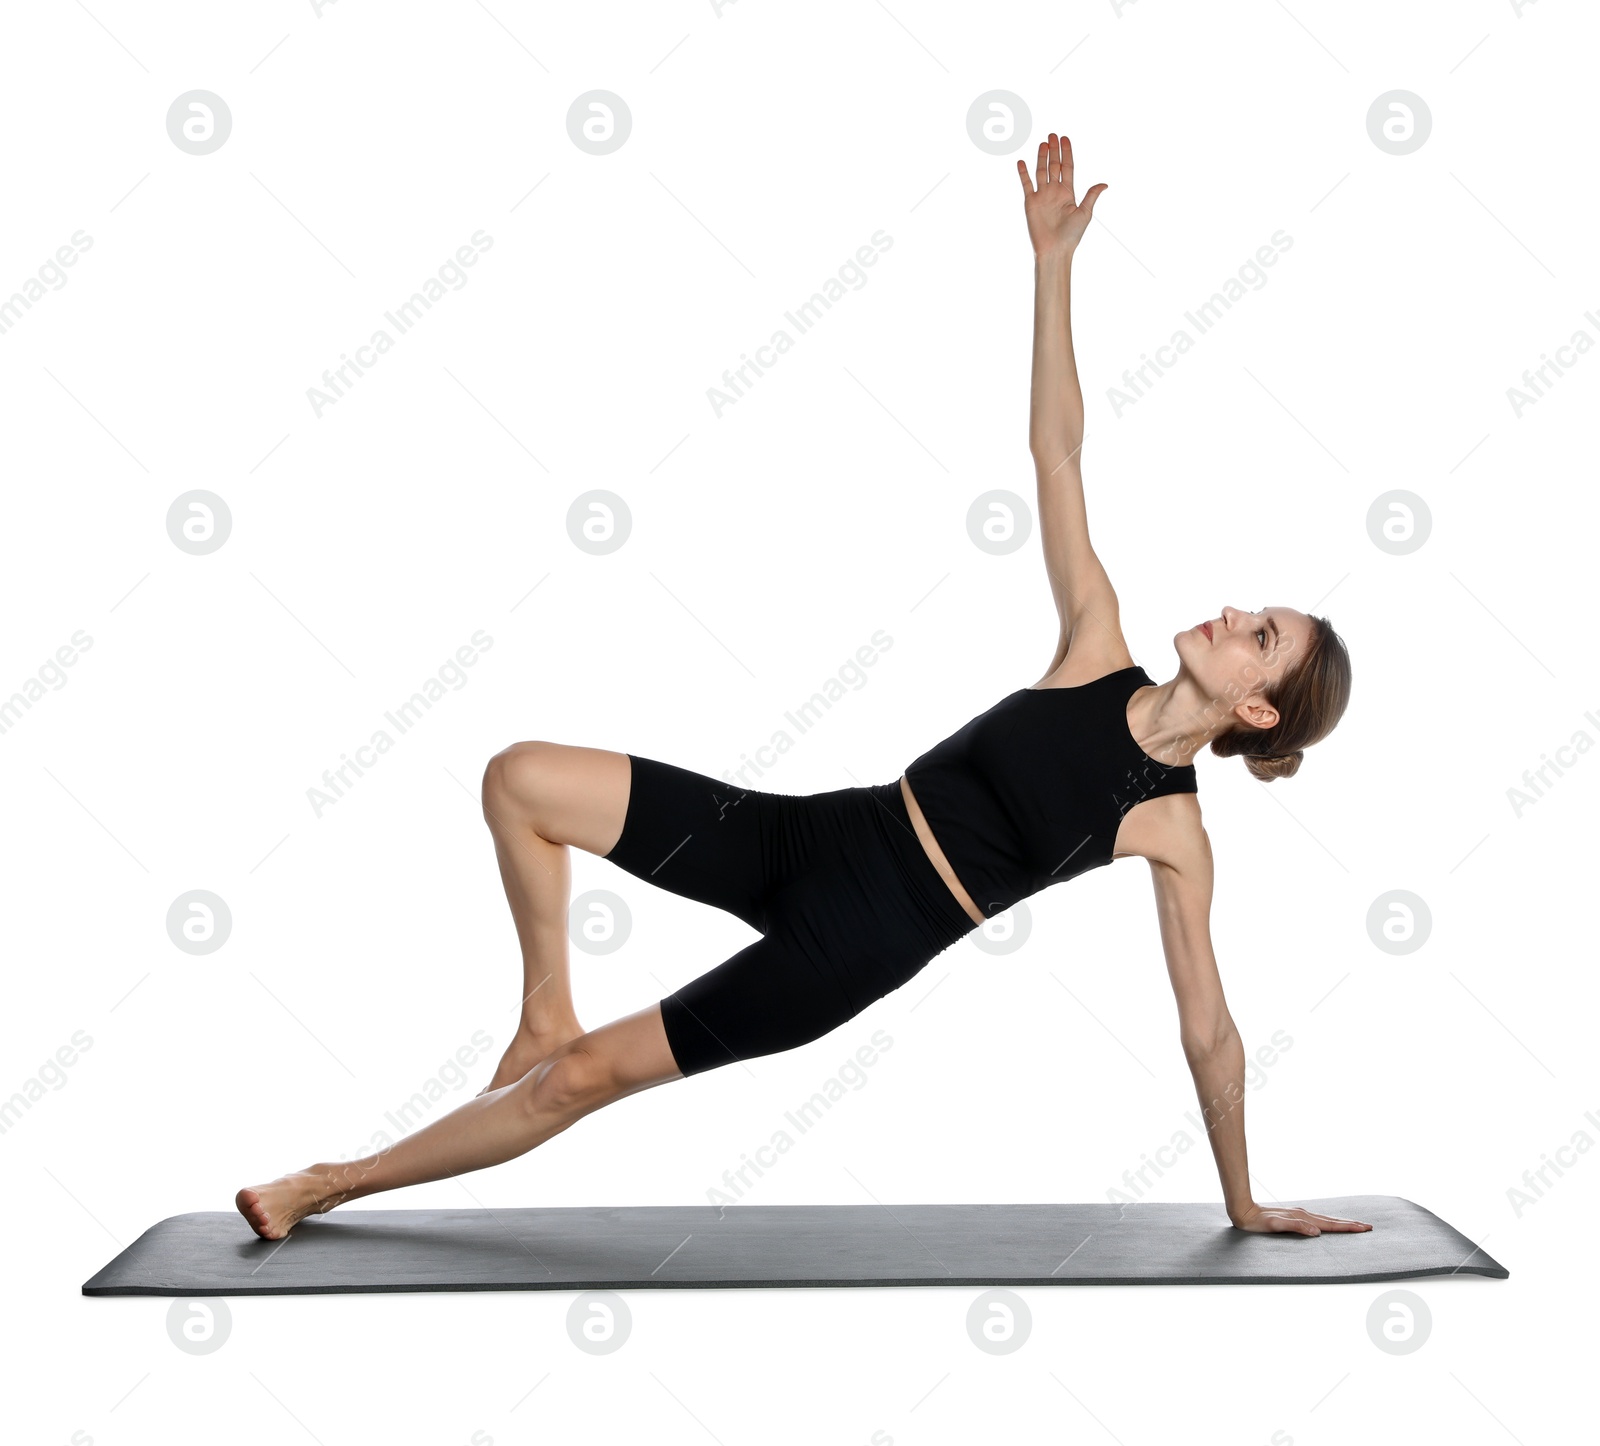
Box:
[1245,749,1304,783]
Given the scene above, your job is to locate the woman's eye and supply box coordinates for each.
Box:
[1256,629,1266,646]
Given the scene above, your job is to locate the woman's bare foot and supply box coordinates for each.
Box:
[477,1021,583,1096]
[235,1168,340,1241]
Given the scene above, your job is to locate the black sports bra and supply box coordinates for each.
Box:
[903,665,1198,918]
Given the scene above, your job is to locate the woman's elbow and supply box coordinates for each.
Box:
[1181,1016,1237,1060]
[1029,424,1084,466]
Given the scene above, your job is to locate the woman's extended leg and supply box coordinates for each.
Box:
[476,741,633,1092]
[235,1003,682,1240]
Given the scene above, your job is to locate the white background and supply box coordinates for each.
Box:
[3,0,1595,1442]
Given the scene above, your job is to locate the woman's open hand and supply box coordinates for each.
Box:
[1017,132,1107,260]
[1231,1203,1374,1236]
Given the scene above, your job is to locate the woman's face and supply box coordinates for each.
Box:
[1174,604,1314,727]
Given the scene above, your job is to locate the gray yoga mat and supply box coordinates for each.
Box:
[82,1196,1505,1296]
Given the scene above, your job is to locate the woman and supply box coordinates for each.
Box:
[238,133,1366,1242]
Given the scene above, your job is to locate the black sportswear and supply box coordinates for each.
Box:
[903,665,1198,918]
[608,665,1196,1077]
[605,756,974,1078]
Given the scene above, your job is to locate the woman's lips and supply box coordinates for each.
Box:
[1200,620,1213,642]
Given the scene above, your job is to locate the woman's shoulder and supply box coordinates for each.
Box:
[1111,788,1207,867]
[1030,638,1137,690]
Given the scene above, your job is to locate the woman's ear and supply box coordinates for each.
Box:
[1232,697,1280,734]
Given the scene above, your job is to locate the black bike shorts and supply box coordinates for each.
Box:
[602,753,977,1077]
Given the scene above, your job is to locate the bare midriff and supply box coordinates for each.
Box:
[897,774,987,927]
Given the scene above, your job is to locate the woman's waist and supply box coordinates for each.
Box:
[885,775,989,929]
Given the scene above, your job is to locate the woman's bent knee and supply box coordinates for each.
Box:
[482,743,630,855]
[517,1011,680,1112]
[525,1047,612,1116]
[482,740,556,816]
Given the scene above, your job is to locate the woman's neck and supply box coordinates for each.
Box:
[1127,672,1234,767]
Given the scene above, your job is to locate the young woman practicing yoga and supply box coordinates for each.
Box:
[238,133,1366,1242]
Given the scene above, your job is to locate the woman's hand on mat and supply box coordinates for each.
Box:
[1017,132,1107,260]
[1229,1203,1373,1236]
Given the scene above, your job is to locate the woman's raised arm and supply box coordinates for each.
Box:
[1017,133,1121,676]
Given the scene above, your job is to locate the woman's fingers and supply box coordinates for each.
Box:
[1309,1212,1373,1232]
[1022,133,1106,232]
[1236,1204,1375,1235]
[1282,1208,1373,1234]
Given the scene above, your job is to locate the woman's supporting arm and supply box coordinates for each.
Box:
[1147,830,1254,1216]
[1194,1026,1373,1238]
[1149,824,1373,1238]
[1185,1026,1256,1222]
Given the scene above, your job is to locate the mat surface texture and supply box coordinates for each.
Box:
[83,1196,1506,1296]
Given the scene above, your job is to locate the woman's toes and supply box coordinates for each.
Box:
[235,1188,270,1237]
[235,1179,308,1240]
